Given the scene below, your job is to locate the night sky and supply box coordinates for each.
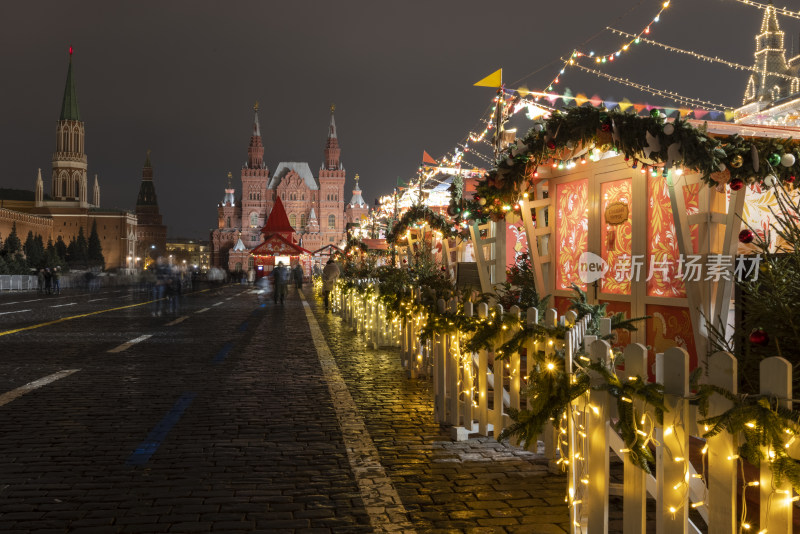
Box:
[0,0,783,238]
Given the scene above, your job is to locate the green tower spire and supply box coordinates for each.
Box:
[59,47,81,121]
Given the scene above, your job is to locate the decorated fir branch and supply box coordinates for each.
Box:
[336,262,800,490]
[567,283,650,340]
[696,385,800,490]
[460,105,800,220]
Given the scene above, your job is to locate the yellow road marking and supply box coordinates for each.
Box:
[0,288,214,338]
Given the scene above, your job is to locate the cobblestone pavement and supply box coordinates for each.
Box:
[0,284,570,533]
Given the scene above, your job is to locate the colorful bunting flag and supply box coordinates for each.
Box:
[474,69,503,88]
[422,151,437,165]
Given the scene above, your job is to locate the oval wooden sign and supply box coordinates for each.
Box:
[604,201,629,225]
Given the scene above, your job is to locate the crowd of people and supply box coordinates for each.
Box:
[250,258,340,309]
[36,267,62,295]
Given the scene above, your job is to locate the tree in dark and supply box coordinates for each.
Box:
[87,220,104,269]
[23,231,44,269]
[55,235,67,261]
[3,222,21,256]
[68,227,89,269]
[45,238,60,269]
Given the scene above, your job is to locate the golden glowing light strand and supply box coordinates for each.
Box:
[540,0,673,91]
[607,27,800,82]
[728,0,800,20]
[566,60,732,111]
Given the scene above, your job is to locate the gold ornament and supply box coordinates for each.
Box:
[730,155,743,169]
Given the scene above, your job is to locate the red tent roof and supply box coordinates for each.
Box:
[261,196,294,235]
[250,232,310,256]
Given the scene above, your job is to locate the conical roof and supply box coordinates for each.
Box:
[761,2,780,33]
[261,196,294,235]
[60,49,81,121]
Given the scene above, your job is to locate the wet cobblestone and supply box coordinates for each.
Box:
[0,285,571,533]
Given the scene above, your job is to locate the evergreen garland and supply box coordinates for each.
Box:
[468,105,800,215]
[386,203,454,244]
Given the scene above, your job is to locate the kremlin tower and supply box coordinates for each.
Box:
[135,151,167,258]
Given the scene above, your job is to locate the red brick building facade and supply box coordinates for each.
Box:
[210,105,367,271]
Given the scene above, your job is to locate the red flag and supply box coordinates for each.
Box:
[422,151,438,165]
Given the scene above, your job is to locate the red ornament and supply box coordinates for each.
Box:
[546,140,557,150]
[730,178,744,191]
[749,328,769,347]
[738,229,755,244]
[787,175,797,184]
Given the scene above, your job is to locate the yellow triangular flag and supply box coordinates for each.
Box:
[474,69,503,88]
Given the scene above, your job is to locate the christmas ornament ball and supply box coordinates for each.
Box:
[769,153,781,167]
[764,174,777,188]
[749,328,769,347]
[650,109,661,118]
[730,178,744,191]
[738,228,754,244]
[546,140,557,150]
[478,198,487,206]
[781,153,796,167]
[533,123,544,133]
[730,155,744,168]
[663,123,675,135]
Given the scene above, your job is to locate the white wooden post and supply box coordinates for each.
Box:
[492,304,505,437]
[469,222,493,295]
[434,299,447,423]
[622,343,648,534]
[544,308,558,462]
[706,351,737,534]
[565,329,580,533]
[658,347,690,534]
[508,305,522,417]
[587,339,611,533]
[448,299,460,427]
[454,301,475,440]
[477,302,490,436]
[525,307,539,411]
[760,356,792,534]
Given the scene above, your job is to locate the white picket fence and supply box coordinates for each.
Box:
[335,283,800,533]
[336,283,591,457]
[569,339,799,534]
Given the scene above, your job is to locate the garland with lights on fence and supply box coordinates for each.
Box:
[459,105,800,219]
[336,260,800,491]
[385,203,455,244]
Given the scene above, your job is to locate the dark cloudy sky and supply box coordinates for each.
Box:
[0,0,784,238]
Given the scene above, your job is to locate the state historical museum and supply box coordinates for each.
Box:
[210,104,367,272]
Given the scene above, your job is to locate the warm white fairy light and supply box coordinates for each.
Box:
[566,60,732,111]
[607,27,800,84]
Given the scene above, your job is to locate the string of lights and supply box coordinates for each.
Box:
[729,0,800,20]
[539,0,673,92]
[566,60,733,111]
[607,27,800,82]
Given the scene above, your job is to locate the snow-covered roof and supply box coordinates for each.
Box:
[268,162,319,191]
[232,237,247,251]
